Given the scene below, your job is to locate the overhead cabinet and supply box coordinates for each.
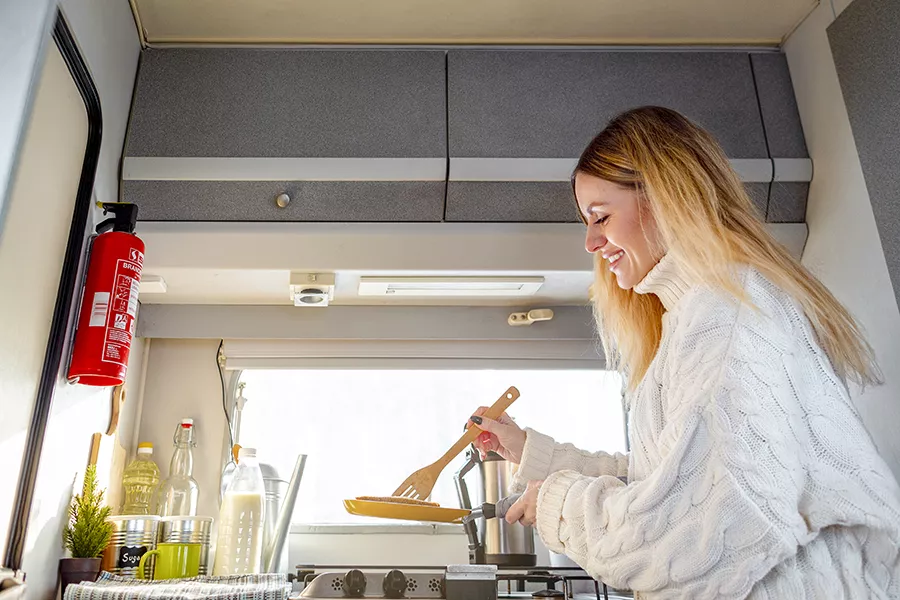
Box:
[446,50,808,223]
[123,49,447,221]
[123,49,810,224]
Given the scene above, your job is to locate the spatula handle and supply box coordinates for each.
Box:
[434,386,520,469]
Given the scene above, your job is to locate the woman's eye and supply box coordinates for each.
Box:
[593,215,609,225]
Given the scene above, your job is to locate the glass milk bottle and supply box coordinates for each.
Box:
[213,447,266,575]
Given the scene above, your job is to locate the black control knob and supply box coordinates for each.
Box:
[382,569,407,599]
[342,569,367,598]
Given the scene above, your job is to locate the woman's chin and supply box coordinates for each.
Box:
[613,272,636,290]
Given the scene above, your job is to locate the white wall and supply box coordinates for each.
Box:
[137,339,229,523]
[58,0,141,216]
[0,43,92,573]
[0,0,56,242]
[0,2,140,597]
[785,0,900,480]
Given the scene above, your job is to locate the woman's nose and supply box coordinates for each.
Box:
[585,230,606,254]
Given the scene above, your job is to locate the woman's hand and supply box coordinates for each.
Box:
[467,408,527,463]
[504,480,543,526]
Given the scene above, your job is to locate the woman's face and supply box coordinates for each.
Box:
[575,172,665,290]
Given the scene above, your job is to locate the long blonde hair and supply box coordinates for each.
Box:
[575,106,880,389]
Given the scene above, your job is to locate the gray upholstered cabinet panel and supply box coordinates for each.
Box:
[447,51,767,159]
[767,183,809,223]
[749,54,809,158]
[749,54,810,222]
[745,182,771,221]
[126,49,446,158]
[446,182,772,223]
[125,180,445,222]
[446,182,578,222]
[124,48,447,222]
[829,0,900,301]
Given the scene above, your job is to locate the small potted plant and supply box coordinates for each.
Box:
[59,465,113,597]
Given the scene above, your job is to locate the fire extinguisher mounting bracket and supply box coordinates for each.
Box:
[95,202,138,235]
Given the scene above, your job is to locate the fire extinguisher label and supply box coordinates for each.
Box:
[88,292,110,327]
[113,274,140,317]
[102,257,142,367]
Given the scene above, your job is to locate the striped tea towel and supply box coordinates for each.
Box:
[63,572,290,600]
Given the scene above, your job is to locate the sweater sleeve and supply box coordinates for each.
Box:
[510,428,629,492]
[535,316,807,598]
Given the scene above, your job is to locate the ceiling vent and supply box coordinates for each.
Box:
[357,276,543,297]
[290,272,335,307]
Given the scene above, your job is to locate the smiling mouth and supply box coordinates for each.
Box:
[607,250,625,271]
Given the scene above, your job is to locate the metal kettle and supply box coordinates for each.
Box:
[261,454,307,573]
[454,445,536,567]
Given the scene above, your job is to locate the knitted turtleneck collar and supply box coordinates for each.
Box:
[632,253,694,311]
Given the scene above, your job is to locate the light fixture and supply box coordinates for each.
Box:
[290,273,335,307]
[357,276,544,297]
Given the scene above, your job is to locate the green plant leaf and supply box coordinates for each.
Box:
[63,465,114,558]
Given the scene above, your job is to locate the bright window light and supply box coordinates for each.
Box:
[237,369,625,524]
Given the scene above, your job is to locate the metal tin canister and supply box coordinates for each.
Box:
[101,515,160,578]
[157,516,213,575]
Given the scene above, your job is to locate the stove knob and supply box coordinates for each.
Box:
[382,569,407,599]
[342,569,367,598]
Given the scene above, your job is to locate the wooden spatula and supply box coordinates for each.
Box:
[392,386,520,500]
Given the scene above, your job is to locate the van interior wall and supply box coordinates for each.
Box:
[137,339,229,524]
[0,0,139,595]
[785,0,900,481]
[0,43,100,596]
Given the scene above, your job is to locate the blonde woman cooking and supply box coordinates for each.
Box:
[468,107,900,599]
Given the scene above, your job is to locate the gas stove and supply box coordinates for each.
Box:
[291,564,633,600]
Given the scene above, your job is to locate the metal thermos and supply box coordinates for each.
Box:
[454,446,536,567]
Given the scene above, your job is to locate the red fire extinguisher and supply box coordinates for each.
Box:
[68,203,143,386]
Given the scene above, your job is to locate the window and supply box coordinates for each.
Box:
[237,369,625,524]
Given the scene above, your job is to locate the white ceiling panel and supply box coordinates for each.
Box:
[132,0,817,46]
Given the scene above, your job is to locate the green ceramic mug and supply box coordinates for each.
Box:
[138,542,201,580]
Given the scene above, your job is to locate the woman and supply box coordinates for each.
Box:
[469,107,900,599]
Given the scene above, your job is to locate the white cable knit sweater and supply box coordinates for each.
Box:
[513,255,900,599]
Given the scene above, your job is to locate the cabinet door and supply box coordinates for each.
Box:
[124,49,447,222]
[445,182,771,223]
[126,180,445,222]
[446,51,769,223]
[447,51,767,159]
[127,49,447,159]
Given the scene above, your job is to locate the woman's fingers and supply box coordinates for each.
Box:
[496,412,516,426]
[504,496,526,525]
[466,406,522,461]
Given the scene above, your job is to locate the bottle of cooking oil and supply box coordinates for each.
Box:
[121,442,161,515]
